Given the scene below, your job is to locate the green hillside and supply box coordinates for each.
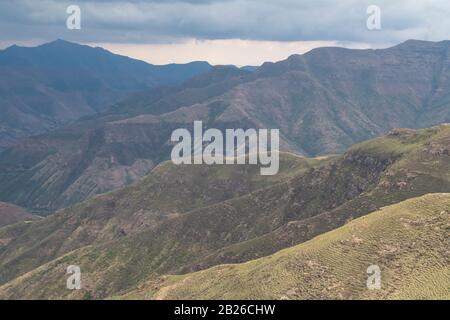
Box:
[126,194,450,300]
[0,153,326,295]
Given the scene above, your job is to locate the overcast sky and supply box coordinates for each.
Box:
[1,0,449,65]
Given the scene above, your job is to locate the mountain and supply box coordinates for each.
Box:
[0,202,34,228]
[0,39,211,150]
[128,194,450,300]
[2,40,450,214]
[0,124,449,299]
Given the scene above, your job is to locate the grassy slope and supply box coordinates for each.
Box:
[124,194,450,300]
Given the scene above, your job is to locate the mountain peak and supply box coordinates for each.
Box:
[39,39,86,49]
[50,38,69,44]
[394,39,450,50]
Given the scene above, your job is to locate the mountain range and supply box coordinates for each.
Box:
[1,40,450,214]
[0,39,211,150]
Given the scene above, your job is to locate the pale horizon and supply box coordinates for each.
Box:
[0,38,391,66]
[91,39,382,66]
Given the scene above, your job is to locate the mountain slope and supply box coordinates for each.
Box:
[0,153,325,292]
[0,39,211,150]
[130,194,450,300]
[0,65,250,213]
[0,125,450,299]
[2,40,450,213]
[0,202,34,228]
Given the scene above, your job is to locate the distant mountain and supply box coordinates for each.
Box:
[2,40,450,213]
[1,124,450,299]
[0,39,211,149]
[240,65,258,72]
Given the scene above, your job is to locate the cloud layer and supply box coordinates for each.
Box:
[1,1,449,65]
[1,0,450,45]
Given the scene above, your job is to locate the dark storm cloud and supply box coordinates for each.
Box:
[0,0,449,45]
